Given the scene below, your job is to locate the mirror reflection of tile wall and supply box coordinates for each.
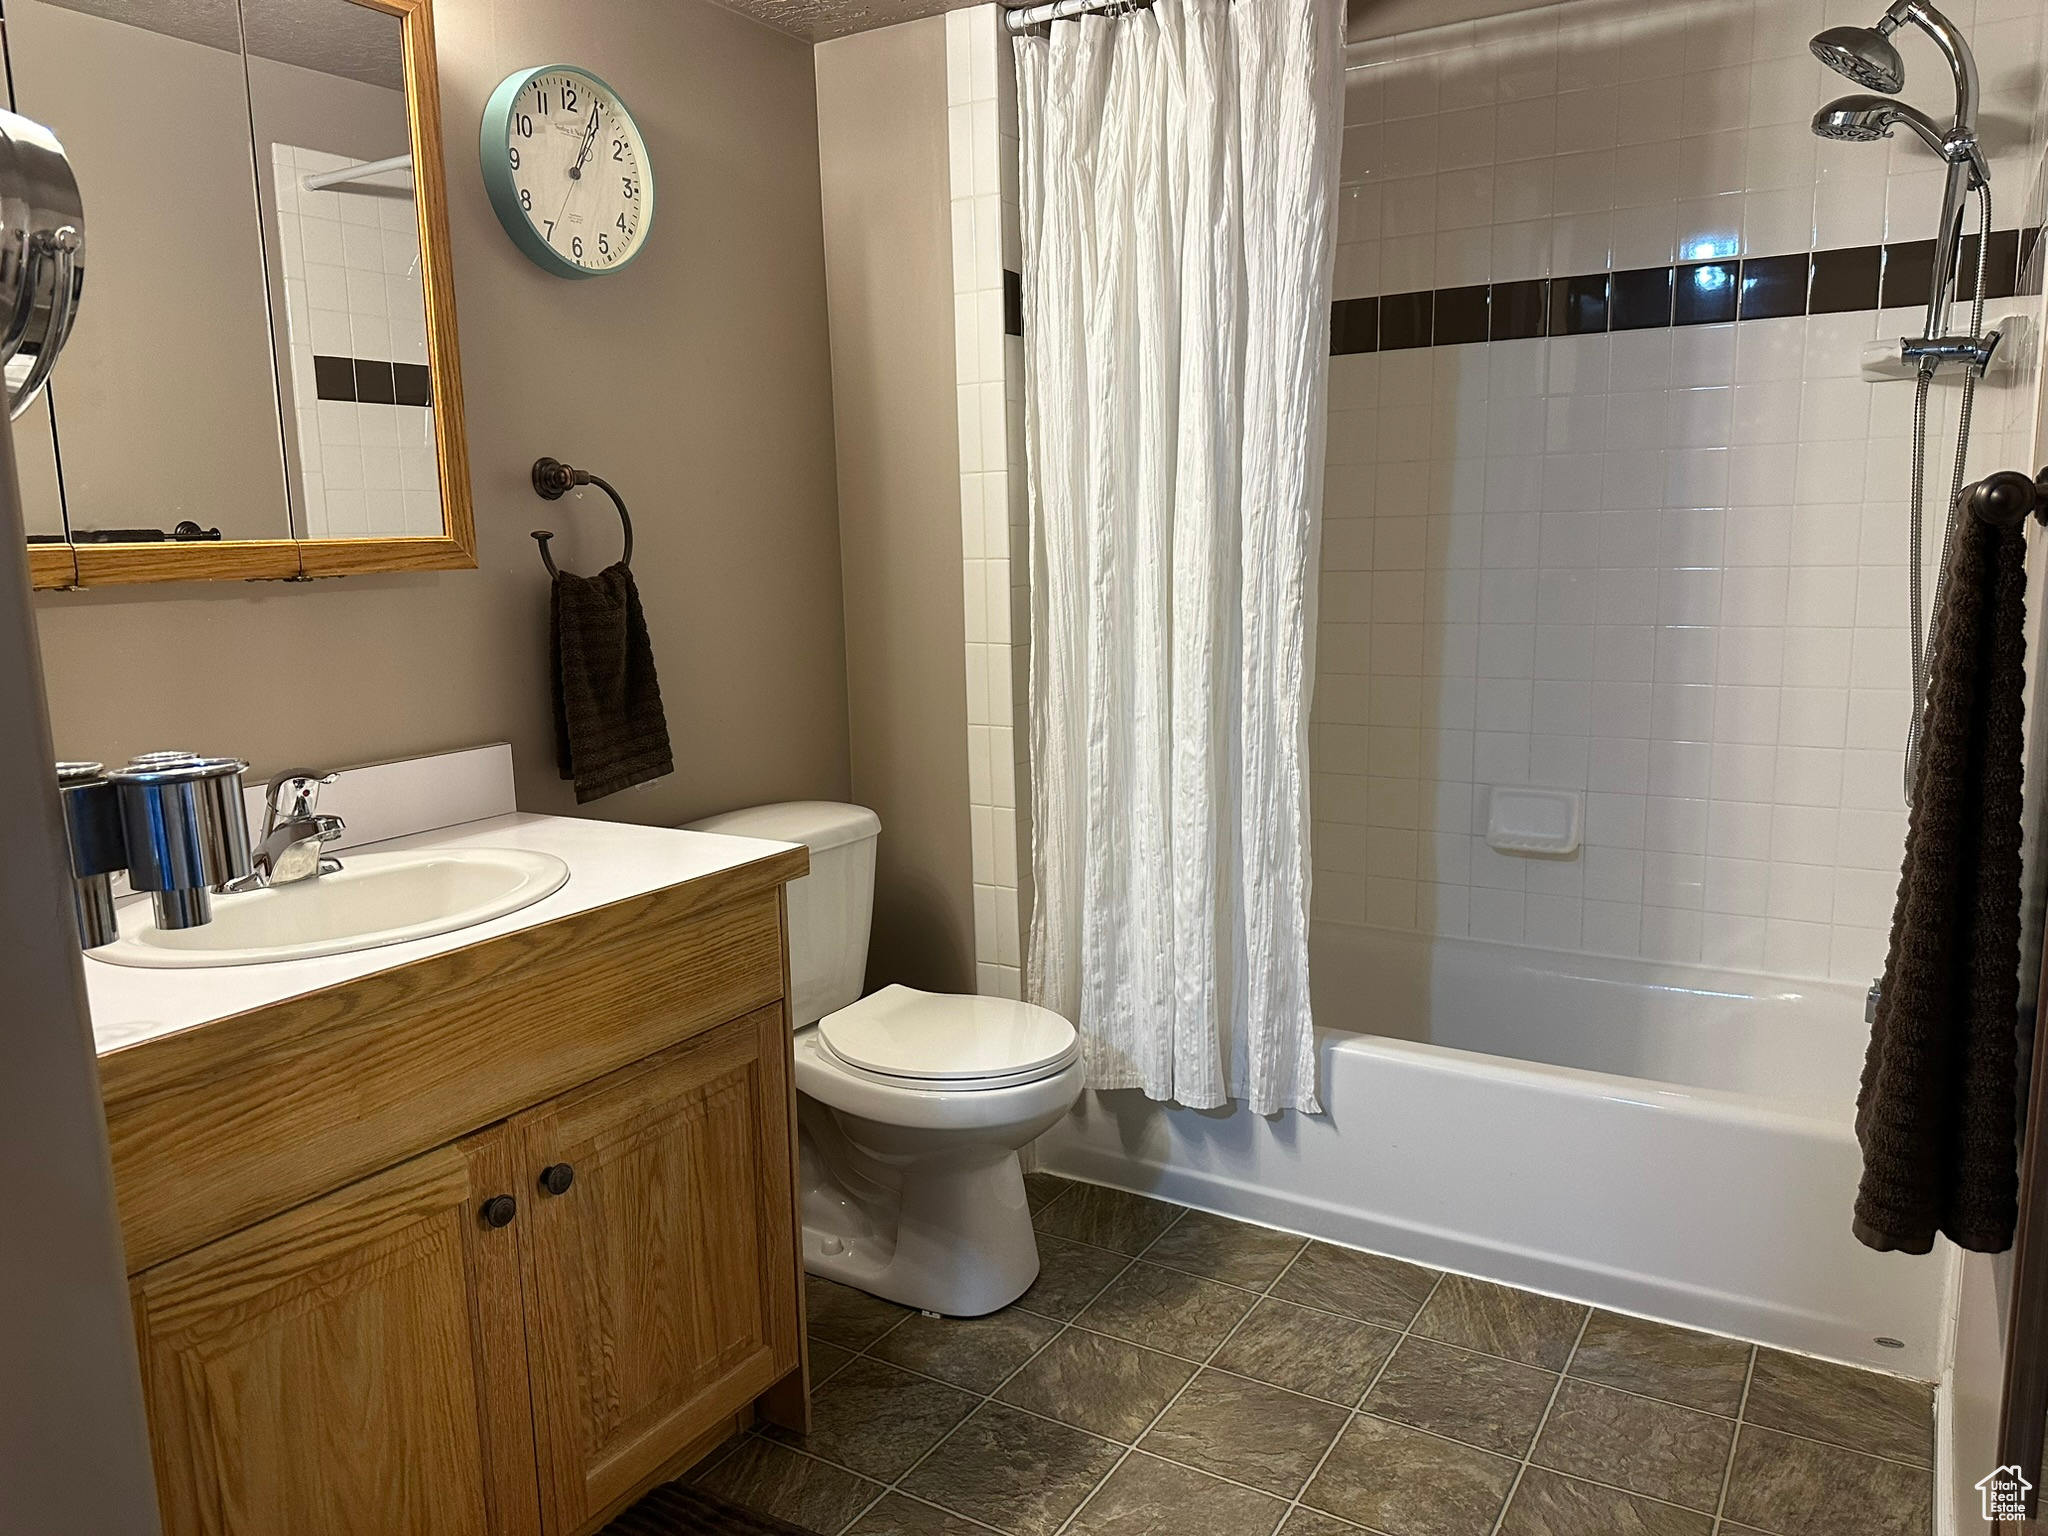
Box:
[269,145,442,539]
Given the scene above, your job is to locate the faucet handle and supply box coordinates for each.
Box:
[267,768,338,820]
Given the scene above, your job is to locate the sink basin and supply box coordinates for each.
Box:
[88,847,571,968]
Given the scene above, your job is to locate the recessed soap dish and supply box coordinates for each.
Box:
[1485,786,1582,856]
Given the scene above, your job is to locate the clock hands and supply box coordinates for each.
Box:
[569,103,600,181]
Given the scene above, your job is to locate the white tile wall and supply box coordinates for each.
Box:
[1315,0,2048,983]
[270,143,441,540]
[948,5,1031,999]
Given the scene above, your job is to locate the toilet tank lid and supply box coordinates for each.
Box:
[681,801,880,854]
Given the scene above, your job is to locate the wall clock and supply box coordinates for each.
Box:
[481,66,652,279]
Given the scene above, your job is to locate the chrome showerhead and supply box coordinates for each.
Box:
[1811,24,1906,92]
[1812,95,1949,156]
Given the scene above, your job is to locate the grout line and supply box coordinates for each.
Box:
[1709,1346,1759,1536]
[1487,1305,1593,1536]
[1274,1264,1452,1532]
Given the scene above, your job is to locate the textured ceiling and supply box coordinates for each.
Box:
[717,0,1526,46]
[42,0,404,86]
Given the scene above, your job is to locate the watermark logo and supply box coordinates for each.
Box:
[1977,1464,2032,1522]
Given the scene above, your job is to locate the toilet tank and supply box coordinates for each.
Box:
[680,801,880,1027]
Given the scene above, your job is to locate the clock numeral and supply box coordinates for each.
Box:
[599,234,610,256]
[519,188,531,211]
[563,84,578,111]
[616,214,629,233]
[543,220,555,239]
[536,91,550,114]
[613,139,627,161]
[572,237,584,259]
[622,179,637,199]
[515,114,533,138]
[508,146,521,169]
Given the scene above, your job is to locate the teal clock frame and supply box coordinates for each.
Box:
[479,65,654,280]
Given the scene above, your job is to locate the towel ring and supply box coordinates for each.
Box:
[531,456,634,578]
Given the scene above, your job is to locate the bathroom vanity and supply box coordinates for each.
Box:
[85,795,811,1536]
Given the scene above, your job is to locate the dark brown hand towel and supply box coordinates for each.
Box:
[550,561,674,804]
[1854,512,2028,1254]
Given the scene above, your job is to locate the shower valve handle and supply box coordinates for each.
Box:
[1962,467,2048,528]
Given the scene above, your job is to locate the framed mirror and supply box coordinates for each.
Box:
[12,0,472,589]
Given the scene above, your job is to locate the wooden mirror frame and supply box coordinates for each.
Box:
[26,0,472,591]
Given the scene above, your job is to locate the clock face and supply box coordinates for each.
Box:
[486,68,651,277]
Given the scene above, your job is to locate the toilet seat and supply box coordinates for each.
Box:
[817,985,1078,1092]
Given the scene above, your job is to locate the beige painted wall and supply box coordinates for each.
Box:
[816,17,977,996]
[32,0,851,828]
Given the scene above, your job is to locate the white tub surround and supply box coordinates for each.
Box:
[1039,924,1952,1379]
[1016,0,1344,1113]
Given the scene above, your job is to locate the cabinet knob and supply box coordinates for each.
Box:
[481,1194,518,1228]
[539,1162,575,1197]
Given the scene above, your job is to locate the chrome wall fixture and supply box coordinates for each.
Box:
[1809,0,1996,799]
[57,756,254,947]
[0,109,84,420]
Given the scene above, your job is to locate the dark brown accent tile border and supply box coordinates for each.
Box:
[1329,228,2041,356]
[1004,268,1023,336]
[313,353,433,408]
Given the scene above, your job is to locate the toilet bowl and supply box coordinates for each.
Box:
[682,802,1081,1316]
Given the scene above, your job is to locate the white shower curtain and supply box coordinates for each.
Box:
[1015,0,1342,1114]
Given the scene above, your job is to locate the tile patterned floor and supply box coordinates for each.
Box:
[694,1176,1935,1536]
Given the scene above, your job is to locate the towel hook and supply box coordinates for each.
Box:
[531,456,634,578]
[1963,466,2048,528]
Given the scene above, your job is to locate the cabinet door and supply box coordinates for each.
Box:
[134,1140,526,1536]
[519,1005,800,1534]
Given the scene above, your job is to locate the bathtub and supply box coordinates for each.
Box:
[1035,923,1954,1378]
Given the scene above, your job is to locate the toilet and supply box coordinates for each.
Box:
[682,801,1082,1317]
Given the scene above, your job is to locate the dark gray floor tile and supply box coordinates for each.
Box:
[1496,1467,1712,1536]
[1035,1184,1187,1255]
[1530,1379,1732,1512]
[998,1328,1198,1442]
[808,1274,913,1349]
[1140,1209,1308,1289]
[695,1436,884,1535]
[1412,1275,1587,1371]
[1302,1415,1518,1536]
[1277,1512,1365,1536]
[1212,1297,1401,1405]
[1016,1236,1133,1320]
[1269,1241,1441,1329]
[900,1402,1126,1536]
[1362,1336,1558,1457]
[766,1356,979,1482]
[1566,1312,1750,1416]
[809,1339,856,1387]
[1141,1368,1350,1495]
[1067,1452,1288,1536]
[846,1493,995,1536]
[1077,1261,1259,1361]
[1743,1350,1934,1466]
[1026,1171,1075,1213]
[871,1308,1063,1395]
[1720,1424,1931,1536]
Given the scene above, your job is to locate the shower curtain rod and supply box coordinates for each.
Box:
[1004,0,1157,32]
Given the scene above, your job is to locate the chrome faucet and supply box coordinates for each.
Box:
[222,769,346,892]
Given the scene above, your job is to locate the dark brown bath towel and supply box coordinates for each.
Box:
[551,561,674,804]
[1855,511,2028,1254]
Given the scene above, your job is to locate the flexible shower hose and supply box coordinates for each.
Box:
[1904,178,1993,802]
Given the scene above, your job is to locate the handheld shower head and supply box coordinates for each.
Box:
[1811,24,1906,92]
[1812,95,1950,157]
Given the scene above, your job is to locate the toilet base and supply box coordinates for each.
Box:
[798,1098,1043,1317]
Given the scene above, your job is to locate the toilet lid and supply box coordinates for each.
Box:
[818,985,1078,1087]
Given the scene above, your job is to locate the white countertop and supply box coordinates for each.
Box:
[86,813,798,1058]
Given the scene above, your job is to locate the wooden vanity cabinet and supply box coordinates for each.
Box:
[108,855,809,1536]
